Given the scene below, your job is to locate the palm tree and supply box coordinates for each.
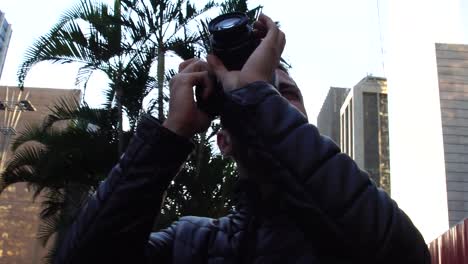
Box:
[121,0,216,120]
[154,0,264,229]
[0,99,121,263]
[18,0,220,153]
[6,1,268,261]
[17,0,155,155]
[155,127,239,229]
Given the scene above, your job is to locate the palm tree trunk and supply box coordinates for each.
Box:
[157,2,165,121]
[115,0,124,156]
[195,132,206,180]
[157,46,165,121]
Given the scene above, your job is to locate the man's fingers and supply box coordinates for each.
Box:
[258,13,279,42]
[253,20,267,33]
[258,13,275,26]
[254,15,283,50]
[191,72,214,98]
[180,71,213,97]
[242,14,284,78]
[258,13,284,55]
[179,58,209,74]
[178,58,197,72]
[253,29,267,39]
[207,54,228,81]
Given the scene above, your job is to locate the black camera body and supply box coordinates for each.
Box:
[208,12,260,71]
[195,12,266,117]
[196,12,259,117]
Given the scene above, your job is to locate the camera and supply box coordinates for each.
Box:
[195,12,259,117]
[208,12,260,71]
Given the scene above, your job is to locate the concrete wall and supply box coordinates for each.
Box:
[338,77,390,193]
[436,43,468,227]
[317,87,350,146]
[340,77,387,168]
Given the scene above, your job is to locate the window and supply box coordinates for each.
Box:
[363,92,379,183]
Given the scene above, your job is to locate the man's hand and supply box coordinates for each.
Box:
[207,13,286,92]
[163,59,214,138]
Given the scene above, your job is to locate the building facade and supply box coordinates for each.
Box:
[339,76,390,194]
[0,86,80,263]
[0,10,12,80]
[435,43,468,227]
[317,87,350,146]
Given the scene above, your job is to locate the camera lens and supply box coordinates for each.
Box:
[215,17,242,30]
[208,12,259,70]
[210,12,248,32]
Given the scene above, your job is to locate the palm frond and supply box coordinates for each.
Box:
[10,125,50,151]
[43,98,80,128]
[103,87,116,109]
[44,97,118,135]
[218,0,262,19]
[37,213,61,247]
[17,0,122,88]
[115,47,157,127]
[75,65,95,95]
[220,0,248,14]
[165,69,177,83]
[167,0,217,41]
[19,20,96,88]
[166,36,199,60]
[42,242,58,264]
[0,145,43,192]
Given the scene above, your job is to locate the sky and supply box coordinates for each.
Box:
[386,0,467,242]
[2,0,468,242]
[0,0,389,124]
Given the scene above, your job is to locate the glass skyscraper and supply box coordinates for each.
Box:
[0,10,12,80]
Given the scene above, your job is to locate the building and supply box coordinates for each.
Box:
[317,87,350,146]
[435,43,468,227]
[0,10,12,80]
[0,86,80,263]
[386,0,464,242]
[339,76,390,194]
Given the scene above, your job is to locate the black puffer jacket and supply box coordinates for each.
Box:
[54,82,430,264]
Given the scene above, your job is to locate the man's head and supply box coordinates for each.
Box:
[216,68,307,160]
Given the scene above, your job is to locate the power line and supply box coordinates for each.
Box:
[376,0,386,77]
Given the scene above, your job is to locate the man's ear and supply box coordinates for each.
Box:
[217,129,233,157]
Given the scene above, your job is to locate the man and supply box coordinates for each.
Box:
[54,14,430,263]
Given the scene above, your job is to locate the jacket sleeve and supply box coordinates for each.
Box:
[54,114,193,264]
[219,82,430,264]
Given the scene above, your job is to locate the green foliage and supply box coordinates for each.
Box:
[156,129,238,229]
[7,1,268,263]
[0,99,121,263]
[18,0,124,88]
[220,0,262,19]
[121,0,217,120]
[17,0,160,133]
[155,0,262,228]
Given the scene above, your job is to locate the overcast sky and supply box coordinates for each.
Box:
[1,0,391,123]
